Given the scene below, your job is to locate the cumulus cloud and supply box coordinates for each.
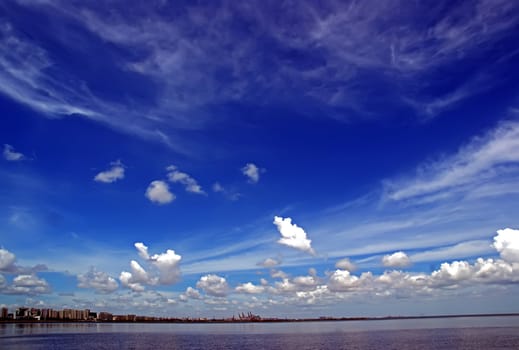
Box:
[3,144,25,161]
[119,243,182,292]
[328,256,519,297]
[293,275,319,289]
[134,242,150,260]
[257,257,281,268]
[0,248,16,271]
[119,271,145,292]
[271,269,289,279]
[117,228,519,307]
[196,274,229,297]
[493,228,519,263]
[119,260,150,292]
[4,274,51,295]
[149,249,182,284]
[184,286,201,299]
[0,247,47,274]
[241,163,264,183]
[382,251,411,268]
[273,278,298,294]
[335,258,356,271]
[166,165,205,195]
[273,216,315,255]
[328,270,371,292]
[145,180,175,204]
[77,267,118,293]
[235,282,265,294]
[94,160,125,183]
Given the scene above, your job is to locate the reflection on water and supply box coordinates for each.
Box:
[1,326,519,350]
[2,316,519,337]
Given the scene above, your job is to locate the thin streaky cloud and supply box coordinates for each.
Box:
[385,121,519,202]
[3,144,26,161]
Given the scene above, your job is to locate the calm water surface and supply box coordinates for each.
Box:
[1,316,519,349]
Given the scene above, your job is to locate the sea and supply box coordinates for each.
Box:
[1,316,519,349]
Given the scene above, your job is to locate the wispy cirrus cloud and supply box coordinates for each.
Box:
[384,121,519,203]
[1,0,516,155]
[212,182,241,200]
[3,144,26,161]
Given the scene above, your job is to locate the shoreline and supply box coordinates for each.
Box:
[2,313,519,324]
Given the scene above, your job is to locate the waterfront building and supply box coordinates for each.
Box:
[1,307,8,319]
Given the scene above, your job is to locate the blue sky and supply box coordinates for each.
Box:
[1,0,519,318]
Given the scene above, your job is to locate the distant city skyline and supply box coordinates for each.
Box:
[1,0,519,318]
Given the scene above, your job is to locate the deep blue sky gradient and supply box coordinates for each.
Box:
[1,0,519,317]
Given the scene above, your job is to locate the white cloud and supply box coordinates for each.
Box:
[77,267,118,293]
[212,182,241,200]
[295,285,330,305]
[166,165,205,195]
[119,243,182,291]
[330,258,519,298]
[1,0,517,157]
[129,260,151,283]
[493,228,519,263]
[270,269,288,279]
[119,259,154,292]
[273,216,315,255]
[0,247,48,275]
[257,257,281,268]
[429,257,519,287]
[134,242,150,260]
[3,144,25,161]
[0,22,194,155]
[0,248,16,271]
[235,282,265,294]
[273,278,297,293]
[382,251,411,268]
[6,274,51,295]
[94,160,125,183]
[196,274,229,297]
[328,270,371,292]
[430,260,473,285]
[410,240,494,263]
[241,163,263,183]
[335,258,356,271]
[184,286,201,299]
[293,275,319,288]
[386,122,519,202]
[119,271,145,292]
[149,249,182,284]
[145,180,175,204]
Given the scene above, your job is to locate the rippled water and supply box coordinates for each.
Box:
[2,316,519,349]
